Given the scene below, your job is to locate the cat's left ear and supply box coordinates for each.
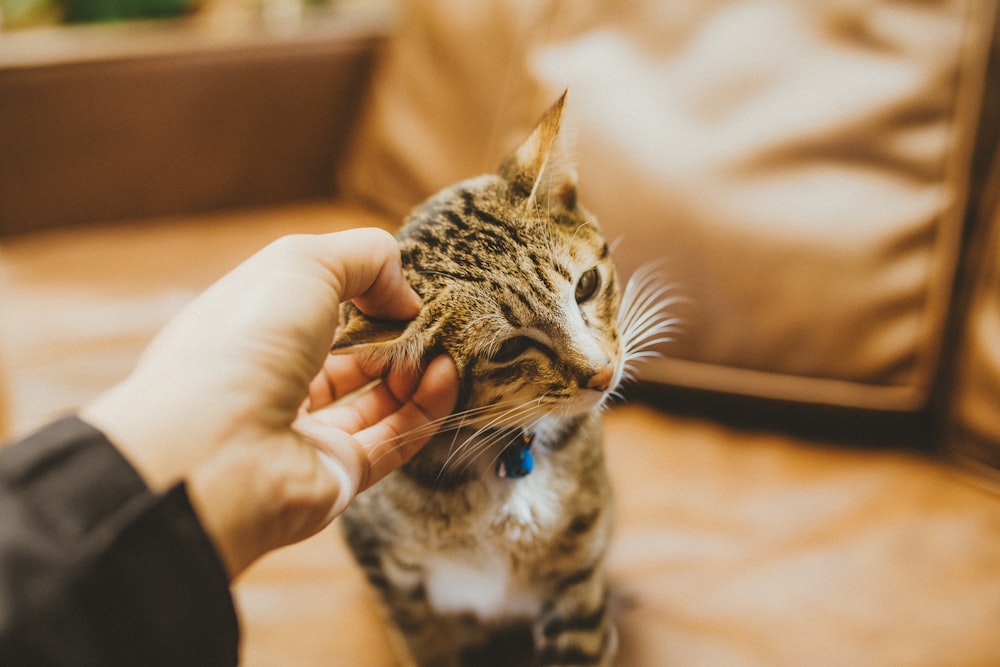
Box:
[330,302,426,373]
[499,90,578,211]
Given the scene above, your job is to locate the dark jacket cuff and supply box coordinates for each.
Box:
[0,415,239,666]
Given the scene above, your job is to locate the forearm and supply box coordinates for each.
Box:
[0,417,239,666]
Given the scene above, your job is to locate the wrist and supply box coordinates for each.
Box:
[81,382,183,492]
[185,434,345,579]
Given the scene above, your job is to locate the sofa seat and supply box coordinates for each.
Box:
[2,202,999,666]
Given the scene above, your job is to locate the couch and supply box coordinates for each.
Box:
[2,1,999,665]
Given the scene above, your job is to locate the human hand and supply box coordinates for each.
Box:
[82,229,457,578]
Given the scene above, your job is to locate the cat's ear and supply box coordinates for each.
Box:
[499,90,578,210]
[330,302,425,373]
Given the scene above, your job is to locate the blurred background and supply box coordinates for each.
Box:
[0,0,361,31]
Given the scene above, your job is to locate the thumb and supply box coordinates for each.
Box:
[293,424,370,522]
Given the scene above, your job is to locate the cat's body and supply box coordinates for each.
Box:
[333,94,673,667]
[341,412,612,666]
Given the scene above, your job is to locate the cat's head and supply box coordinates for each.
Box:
[332,93,622,421]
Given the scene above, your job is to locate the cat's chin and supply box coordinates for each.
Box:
[563,389,610,415]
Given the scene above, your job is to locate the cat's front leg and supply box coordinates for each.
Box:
[340,526,460,667]
[379,591,460,667]
[353,555,460,667]
[534,564,617,666]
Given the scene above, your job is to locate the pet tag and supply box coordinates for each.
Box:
[497,431,535,479]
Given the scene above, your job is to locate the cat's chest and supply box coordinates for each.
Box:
[419,467,563,620]
[488,463,564,538]
[422,550,540,620]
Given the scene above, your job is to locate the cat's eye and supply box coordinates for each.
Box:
[575,267,601,303]
[491,336,532,363]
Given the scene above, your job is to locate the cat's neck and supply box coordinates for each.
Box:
[399,413,594,490]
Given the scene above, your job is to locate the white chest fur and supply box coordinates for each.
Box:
[423,550,540,621]
[418,419,582,621]
[421,468,561,621]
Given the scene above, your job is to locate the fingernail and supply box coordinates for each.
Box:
[318,451,359,522]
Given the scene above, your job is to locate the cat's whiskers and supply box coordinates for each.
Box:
[621,288,684,334]
[622,309,684,356]
[438,387,559,477]
[607,262,687,400]
[448,425,522,479]
[440,397,530,468]
[480,406,556,475]
[617,263,684,335]
[363,397,532,470]
[440,398,545,476]
[480,427,534,477]
[621,300,684,350]
[450,400,559,482]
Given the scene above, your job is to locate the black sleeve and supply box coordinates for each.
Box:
[0,416,239,667]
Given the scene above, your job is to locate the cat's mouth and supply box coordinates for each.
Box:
[565,392,606,416]
[422,373,620,483]
[567,378,618,414]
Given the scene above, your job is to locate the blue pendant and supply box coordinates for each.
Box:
[497,432,535,479]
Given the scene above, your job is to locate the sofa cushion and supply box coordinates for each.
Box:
[338,0,995,411]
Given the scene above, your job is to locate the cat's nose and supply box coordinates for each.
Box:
[585,362,615,392]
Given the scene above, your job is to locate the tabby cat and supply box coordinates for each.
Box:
[333,93,675,667]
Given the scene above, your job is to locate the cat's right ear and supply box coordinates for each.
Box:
[330,302,425,373]
[499,90,578,211]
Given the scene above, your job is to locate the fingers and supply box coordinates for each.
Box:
[303,355,418,429]
[305,228,421,321]
[294,354,458,500]
[306,354,382,411]
[353,354,458,489]
[305,343,453,426]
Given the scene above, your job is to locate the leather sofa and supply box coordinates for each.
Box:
[2,1,999,664]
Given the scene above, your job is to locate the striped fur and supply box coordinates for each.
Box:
[334,94,675,667]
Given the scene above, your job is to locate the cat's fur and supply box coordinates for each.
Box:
[333,93,674,667]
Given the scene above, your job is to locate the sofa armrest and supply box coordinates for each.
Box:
[950,176,1000,483]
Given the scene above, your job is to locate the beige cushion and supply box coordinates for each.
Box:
[339,0,994,410]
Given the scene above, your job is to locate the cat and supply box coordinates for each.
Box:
[332,92,676,667]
